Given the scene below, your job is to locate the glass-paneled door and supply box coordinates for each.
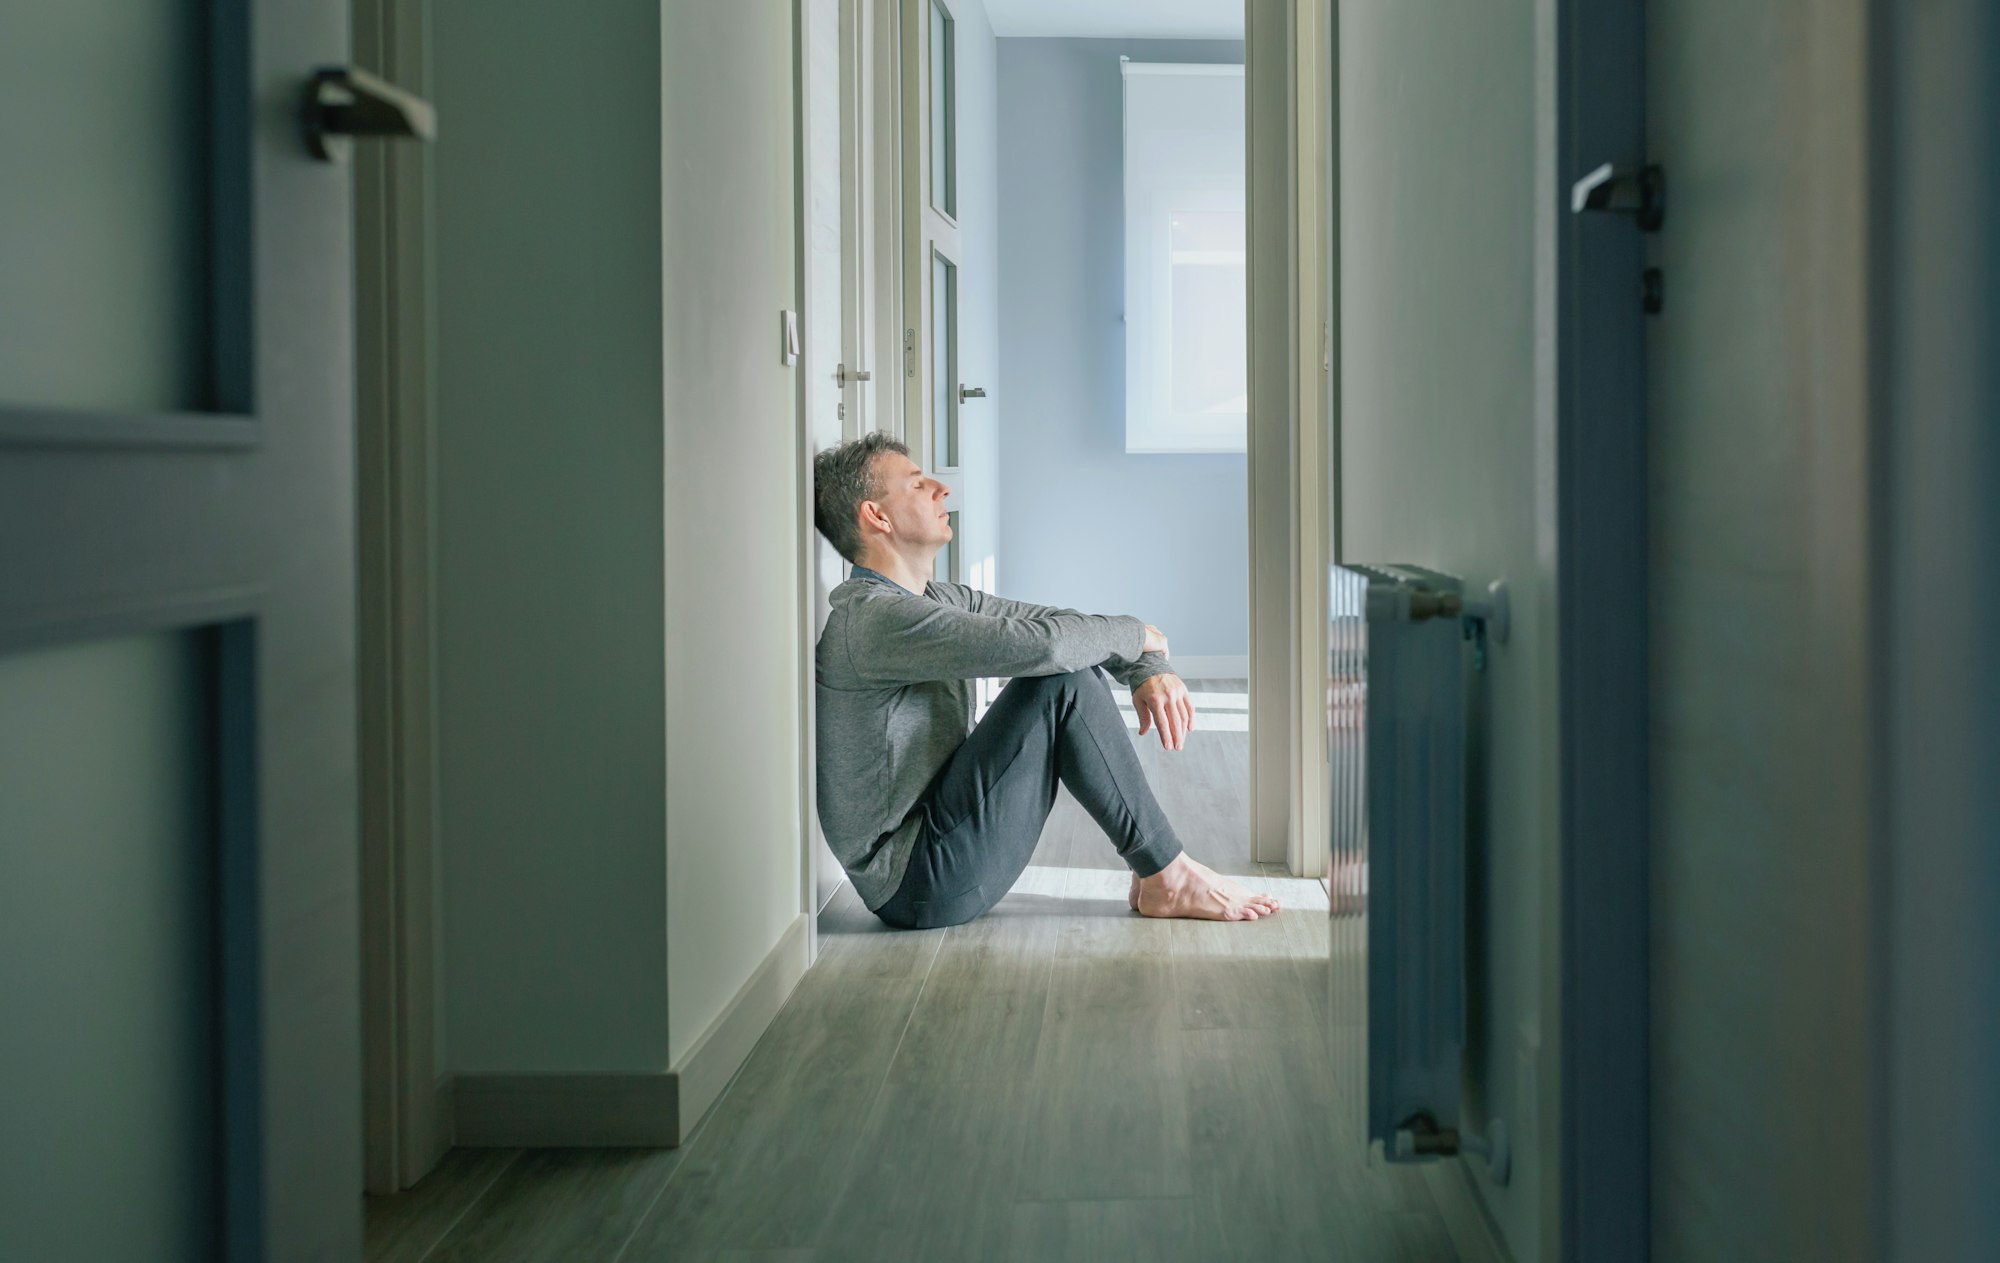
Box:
[902,0,969,585]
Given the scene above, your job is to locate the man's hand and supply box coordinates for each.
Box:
[1141,624,1170,657]
[1132,673,1195,751]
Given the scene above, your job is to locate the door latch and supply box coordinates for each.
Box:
[1572,163,1666,312]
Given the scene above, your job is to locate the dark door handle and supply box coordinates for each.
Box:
[959,386,987,402]
[307,66,437,162]
[1570,162,1665,232]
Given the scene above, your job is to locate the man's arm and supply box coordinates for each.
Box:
[930,582,1176,689]
[847,585,1149,686]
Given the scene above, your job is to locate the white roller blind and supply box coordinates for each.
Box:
[1122,60,1246,454]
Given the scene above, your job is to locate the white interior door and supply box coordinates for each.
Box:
[902,0,973,586]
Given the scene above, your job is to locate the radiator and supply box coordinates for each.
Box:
[1328,563,1468,1162]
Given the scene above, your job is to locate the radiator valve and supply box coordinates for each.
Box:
[1459,580,1510,671]
[1393,1114,1512,1186]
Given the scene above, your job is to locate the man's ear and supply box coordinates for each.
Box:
[858,500,890,534]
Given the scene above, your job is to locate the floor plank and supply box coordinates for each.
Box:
[813,1072,1027,1262]
[1014,914,1190,1203]
[1180,1025,1442,1261]
[885,891,1062,1087]
[363,1147,521,1263]
[423,1148,681,1263]
[619,959,939,1254]
[1007,1198,1200,1263]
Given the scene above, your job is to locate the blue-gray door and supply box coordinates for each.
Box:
[1559,1,1650,1258]
[0,2,362,1258]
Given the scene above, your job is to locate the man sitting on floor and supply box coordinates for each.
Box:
[812,432,1281,930]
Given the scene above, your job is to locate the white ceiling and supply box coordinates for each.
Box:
[981,0,1243,41]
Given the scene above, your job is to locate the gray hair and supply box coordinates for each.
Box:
[813,432,909,565]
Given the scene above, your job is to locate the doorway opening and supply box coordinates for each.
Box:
[986,10,1261,893]
[799,0,1331,923]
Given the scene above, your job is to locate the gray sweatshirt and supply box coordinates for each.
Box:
[815,566,1174,909]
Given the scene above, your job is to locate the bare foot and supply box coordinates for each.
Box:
[1129,871,1142,912]
[1135,853,1283,921]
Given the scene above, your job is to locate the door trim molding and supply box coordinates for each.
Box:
[354,0,447,1197]
[1246,0,1333,877]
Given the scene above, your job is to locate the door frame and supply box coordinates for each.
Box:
[1246,0,1333,878]
[354,0,449,1196]
[842,0,1332,881]
[795,0,884,938]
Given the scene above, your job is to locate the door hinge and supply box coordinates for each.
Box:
[904,328,916,379]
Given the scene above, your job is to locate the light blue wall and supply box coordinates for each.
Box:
[996,38,1248,661]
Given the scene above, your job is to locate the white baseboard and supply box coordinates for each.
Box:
[668,912,812,1136]
[1160,654,1249,680]
[451,913,811,1148]
[452,1070,680,1148]
[1424,1157,1514,1263]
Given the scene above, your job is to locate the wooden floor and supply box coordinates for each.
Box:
[364,681,1461,1262]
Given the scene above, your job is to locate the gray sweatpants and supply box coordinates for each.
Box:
[873,667,1185,930]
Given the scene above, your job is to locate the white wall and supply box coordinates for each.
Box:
[433,0,670,1073]
[661,0,806,1069]
[432,0,809,1090]
[1338,3,1555,1257]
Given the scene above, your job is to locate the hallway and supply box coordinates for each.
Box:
[365,682,1461,1262]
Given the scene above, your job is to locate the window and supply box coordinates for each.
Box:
[1121,61,1246,454]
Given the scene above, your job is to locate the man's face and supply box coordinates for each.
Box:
[864,452,952,552]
